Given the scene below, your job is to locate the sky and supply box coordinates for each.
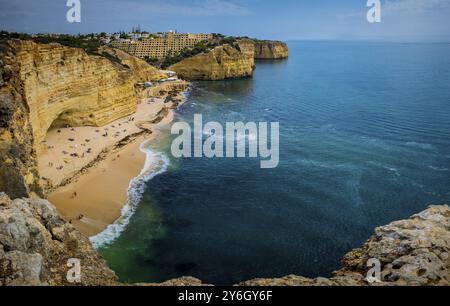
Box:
[1,0,450,42]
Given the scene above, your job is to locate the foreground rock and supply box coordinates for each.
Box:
[241,205,450,286]
[0,193,117,286]
[1,193,448,286]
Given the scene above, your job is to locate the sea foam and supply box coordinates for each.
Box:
[90,141,170,249]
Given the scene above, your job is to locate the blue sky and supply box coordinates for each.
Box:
[1,0,450,42]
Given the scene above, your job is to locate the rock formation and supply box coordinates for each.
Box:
[169,40,255,81]
[98,46,165,82]
[241,205,450,286]
[1,192,448,286]
[254,41,289,59]
[1,40,44,199]
[0,39,163,198]
[169,39,288,81]
[0,193,117,286]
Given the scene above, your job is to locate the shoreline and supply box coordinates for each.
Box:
[43,81,188,238]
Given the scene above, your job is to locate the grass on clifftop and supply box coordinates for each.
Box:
[0,31,130,69]
[0,31,103,55]
[160,36,241,69]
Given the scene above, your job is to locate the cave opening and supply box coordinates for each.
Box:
[48,110,77,131]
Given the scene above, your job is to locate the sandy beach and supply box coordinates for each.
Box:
[40,81,187,237]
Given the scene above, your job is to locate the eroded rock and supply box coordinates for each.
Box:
[0,193,117,286]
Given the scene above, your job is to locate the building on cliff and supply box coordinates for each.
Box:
[111,32,213,59]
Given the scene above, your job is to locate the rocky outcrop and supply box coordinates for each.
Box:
[169,39,288,80]
[254,41,288,59]
[169,40,255,81]
[0,193,117,286]
[240,205,450,286]
[0,39,164,198]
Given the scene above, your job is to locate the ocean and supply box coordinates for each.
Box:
[97,41,450,285]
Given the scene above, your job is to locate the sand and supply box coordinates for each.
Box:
[40,81,186,237]
[48,136,148,237]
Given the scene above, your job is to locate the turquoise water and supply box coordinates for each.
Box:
[99,41,450,285]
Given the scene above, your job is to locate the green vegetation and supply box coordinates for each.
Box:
[160,36,241,69]
[0,31,103,54]
[161,40,214,68]
[144,56,159,64]
[33,34,102,54]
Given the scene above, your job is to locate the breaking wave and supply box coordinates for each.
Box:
[90,141,170,249]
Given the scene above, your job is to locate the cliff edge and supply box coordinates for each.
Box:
[1,192,448,286]
[0,193,117,285]
[169,40,255,81]
[254,40,289,59]
[169,39,288,81]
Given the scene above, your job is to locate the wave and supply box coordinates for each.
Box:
[429,166,449,172]
[90,141,170,249]
[405,142,435,150]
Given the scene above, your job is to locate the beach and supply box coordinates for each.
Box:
[39,81,188,237]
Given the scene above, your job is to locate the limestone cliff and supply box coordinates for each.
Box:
[0,40,44,199]
[169,40,255,81]
[254,41,289,59]
[0,193,117,285]
[0,39,163,198]
[168,39,288,81]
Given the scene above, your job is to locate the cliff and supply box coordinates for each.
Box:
[1,193,448,286]
[0,193,117,285]
[0,39,163,198]
[169,40,255,81]
[254,41,289,59]
[169,39,288,81]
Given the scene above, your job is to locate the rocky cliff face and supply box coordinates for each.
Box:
[0,39,162,198]
[0,193,117,285]
[1,193,448,286]
[254,41,289,59]
[0,40,44,199]
[169,40,255,81]
[169,39,288,81]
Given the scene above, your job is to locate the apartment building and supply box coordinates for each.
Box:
[111,32,213,59]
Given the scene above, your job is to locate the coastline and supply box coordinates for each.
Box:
[43,81,188,239]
